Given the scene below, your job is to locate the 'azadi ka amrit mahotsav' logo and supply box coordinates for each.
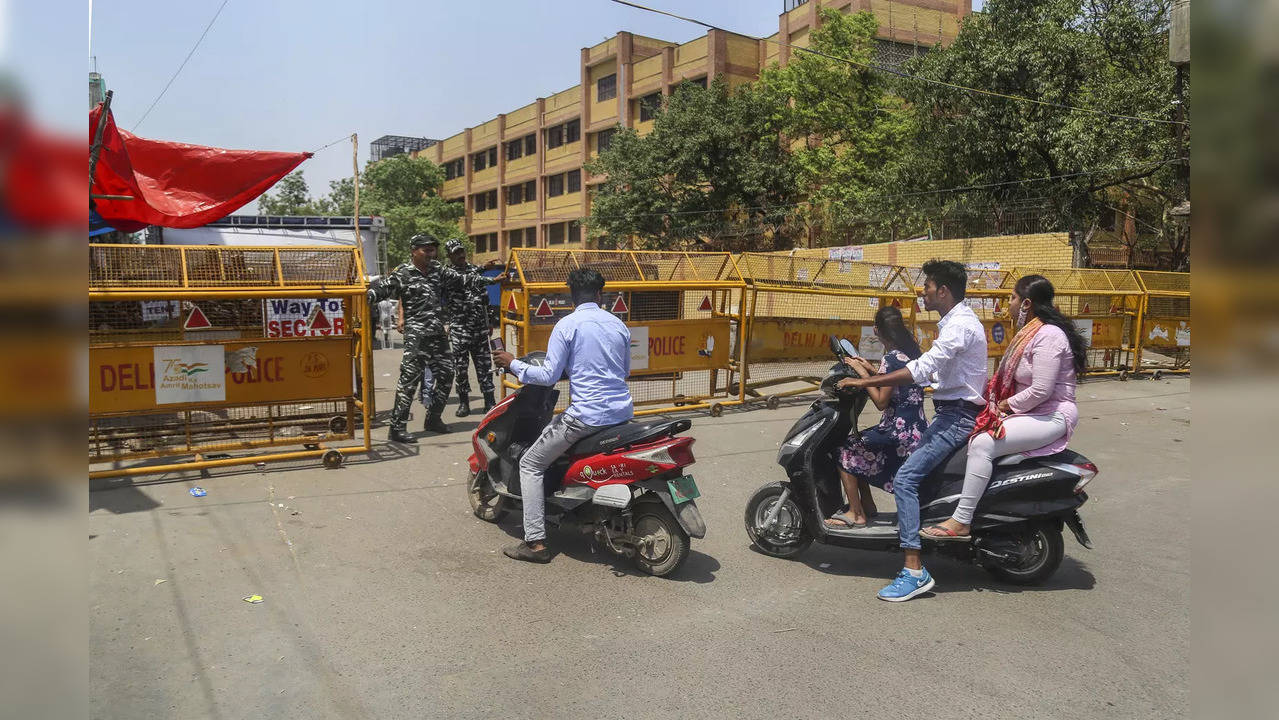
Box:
[172,362,209,377]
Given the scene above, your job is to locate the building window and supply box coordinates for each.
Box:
[488,147,497,166]
[474,192,486,213]
[569,221,581,245]
[596,128,616,153]
[506,184,523,206]
[444,158,465,180]
[506,138,523,161]
[639,92,662,122]
[547,124,564,149]
[474,234,487,253]
[548,223,566,245]
[524,134,536,156]
[507,228,522,249]
[681,77,707,90]
[524,180,536,202]
[565,119,580,143]
[567,169,581,193]
[597,73,617,102]
[474,148,496,172]
[476,189,497,211]
[547,174,564,197]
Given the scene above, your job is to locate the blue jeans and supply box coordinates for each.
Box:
[893,401,979,550]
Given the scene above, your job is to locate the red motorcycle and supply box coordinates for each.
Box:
[466,352,705,576]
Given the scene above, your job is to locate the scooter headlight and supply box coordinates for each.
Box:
[781,420,823,451]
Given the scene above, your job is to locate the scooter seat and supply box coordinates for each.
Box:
[567,416,692,457]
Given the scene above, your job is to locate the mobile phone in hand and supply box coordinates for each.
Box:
[489,337,504,352]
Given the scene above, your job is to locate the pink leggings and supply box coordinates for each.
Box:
[952,413,1068,525]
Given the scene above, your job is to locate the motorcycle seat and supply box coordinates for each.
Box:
[568,416,692,457]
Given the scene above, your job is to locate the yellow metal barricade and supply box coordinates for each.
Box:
[88,244,374,479]
[737,253,919,404]
[500,249,749,416]
[1133,270,1191,376]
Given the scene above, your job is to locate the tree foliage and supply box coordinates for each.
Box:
[585,80,800,251]
[876,0,1183,251]
[256,155,465,262]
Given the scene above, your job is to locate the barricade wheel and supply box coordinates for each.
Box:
[709,403,724,418]
[1119,370,1129,381]
[322,450,343,469]
[766,396,780,410]
[1152,370,1164,381]
[304,443,320,450]
[329,416,348,434]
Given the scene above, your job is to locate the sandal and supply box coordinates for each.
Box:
[825,512,867,529]
[921,524,971,542]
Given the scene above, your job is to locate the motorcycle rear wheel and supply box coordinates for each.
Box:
[984,526,1064,585]
[631,501,690,577]
[744,482,813,559]
[468,470,510,522]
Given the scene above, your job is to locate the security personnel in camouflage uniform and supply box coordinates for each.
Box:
[368,234,496,443]
[442,239,499,417]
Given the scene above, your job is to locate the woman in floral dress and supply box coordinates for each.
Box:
[826,307,928,529]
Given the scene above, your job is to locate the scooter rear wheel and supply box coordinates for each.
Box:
[744,482,812,559]
[631,500,690,577]
[983,526,1064,585]
[468,470,510,523]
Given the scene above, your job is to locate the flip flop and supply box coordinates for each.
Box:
[825,512,867,529]
[921,524,971,542]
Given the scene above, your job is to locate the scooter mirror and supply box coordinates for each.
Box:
[828,335,843,357]
[839,338,859,359]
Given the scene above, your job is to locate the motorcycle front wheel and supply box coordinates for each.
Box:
[467,470,510,522]
[744,482,813,559]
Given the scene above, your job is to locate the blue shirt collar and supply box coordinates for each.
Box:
[575,302,600,311]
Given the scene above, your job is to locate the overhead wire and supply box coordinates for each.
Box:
[132,0,233,132]
[608,0,1186,127]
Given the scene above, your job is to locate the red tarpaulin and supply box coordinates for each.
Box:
[90,104,311,232]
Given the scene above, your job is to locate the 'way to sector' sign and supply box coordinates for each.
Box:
[264,299,346,338]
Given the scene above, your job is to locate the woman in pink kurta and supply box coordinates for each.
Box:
[922,275,1087,540]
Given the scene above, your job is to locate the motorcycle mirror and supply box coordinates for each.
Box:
[829,335,843,357]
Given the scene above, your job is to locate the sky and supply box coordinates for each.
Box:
[7,1,979,213]
[79,0,799,210]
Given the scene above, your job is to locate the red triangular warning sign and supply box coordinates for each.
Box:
[184,305,211,330]
[698,295,712,312]
[1083,302,1091,314]
[505,293,518,312]
[310,309,331,331]
[534,298,554,318]
[891,298,902,309]
[610,295,628,314]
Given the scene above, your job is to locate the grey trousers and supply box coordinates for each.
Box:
[519,412,604,542]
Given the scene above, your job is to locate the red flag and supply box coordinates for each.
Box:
[90,103,310,232]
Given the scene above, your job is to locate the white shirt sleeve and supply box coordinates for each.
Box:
[907,321,968,385]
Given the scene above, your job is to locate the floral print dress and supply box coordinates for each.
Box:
[837,349,927,490]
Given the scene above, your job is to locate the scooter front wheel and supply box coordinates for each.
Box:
[744,482,812,559]
[468,470,510,523]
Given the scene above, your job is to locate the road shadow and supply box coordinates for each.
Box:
[492,514,720,584]
[774,543,1096,595]
[89,482,162,514]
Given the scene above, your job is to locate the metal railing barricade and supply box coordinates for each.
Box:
[500,249,749,417]
[736,253,920,406]
[88,244,374,479]
[1133,270,1191,377]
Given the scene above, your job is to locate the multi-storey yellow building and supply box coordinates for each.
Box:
[417,0,972,263]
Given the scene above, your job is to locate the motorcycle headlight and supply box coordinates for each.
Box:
[781,420,823,451]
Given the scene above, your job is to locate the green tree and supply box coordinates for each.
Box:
[755,9,907,242]
[356,154,465,260]
[258,171,324,215]
[585,81,800,251]
[874,0,1183,251]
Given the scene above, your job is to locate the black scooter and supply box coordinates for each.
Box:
[743,337,1097,585]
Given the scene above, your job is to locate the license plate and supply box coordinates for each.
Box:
[668,476,700,505]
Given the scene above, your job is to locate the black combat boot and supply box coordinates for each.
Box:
[482,392,497,412]
[455,394,471,418]
[424,411,450,434]
[388,427,417,444]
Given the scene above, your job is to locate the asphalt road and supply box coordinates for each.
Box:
[90,349,1189,719]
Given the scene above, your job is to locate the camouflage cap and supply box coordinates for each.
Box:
[444,239,466,255]
[410,234,439,248]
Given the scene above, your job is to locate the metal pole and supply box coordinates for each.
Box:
[353,134,373,451]
[89,90,114,192]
